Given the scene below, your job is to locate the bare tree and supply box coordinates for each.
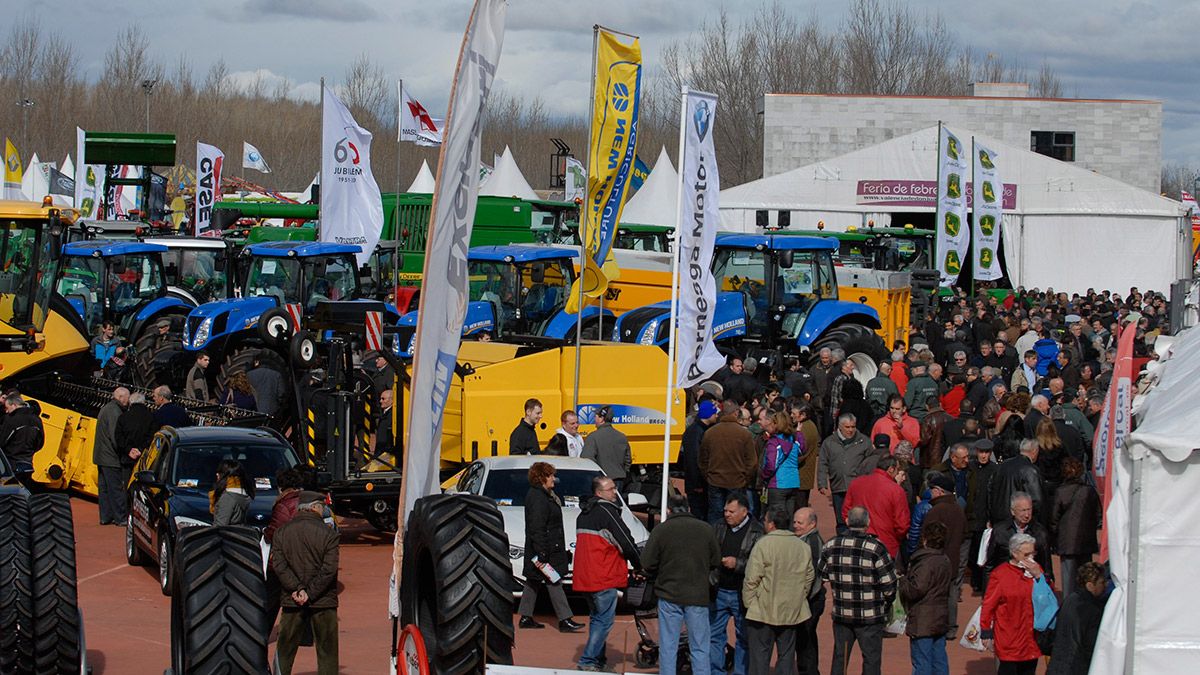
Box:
[1161,163,1199,198]
[340,53,389,128]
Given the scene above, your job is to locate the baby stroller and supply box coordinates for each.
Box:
[626,576,733,671]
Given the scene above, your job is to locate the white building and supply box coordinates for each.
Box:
[762,84,1162,193]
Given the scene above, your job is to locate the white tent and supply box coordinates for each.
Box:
[620,146,677,228]
[720,126,1190,293]
[479,146,537,200]
[61,153,73,181]
[19,153,42,201]
[407,159,435,193]
[1091,325,1200,673]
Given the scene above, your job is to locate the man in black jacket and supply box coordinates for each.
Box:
[271,491,340,675]
[678,400,719,517]
[94,387,130,525]
[709,493,764,675]
[1048,562,1108,675]
[116,392,157,477]
[985,492,1052,591]
[152,386,191,429]
[0,392,44,487]
[508,398,542,455]
[792,506,825,675]
[987,439,1044,526]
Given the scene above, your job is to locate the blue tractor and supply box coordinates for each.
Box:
[55,240,196,384]
[183,240,386,389]
[613,234,889,373]
[395,245,613,355]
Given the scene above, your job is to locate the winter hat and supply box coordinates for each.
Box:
[698,401,719,420]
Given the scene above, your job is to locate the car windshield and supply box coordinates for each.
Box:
[169,442,299,492]
[245,256,302,304]
[481,468,601,508]
[163,249,227,304]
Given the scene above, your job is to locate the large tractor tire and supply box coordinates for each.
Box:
[170,526,268,675]
[218,344,290,396]
[809,323,889,384]
[28,493,81,674]
[401,494,514,675]
[0,493,34,674]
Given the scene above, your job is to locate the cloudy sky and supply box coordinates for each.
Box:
[13,0,1200,168]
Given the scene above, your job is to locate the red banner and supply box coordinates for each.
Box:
[1093,322,1137,563]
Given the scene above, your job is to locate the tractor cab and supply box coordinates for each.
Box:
[142,236,236,306]
[467,246,576,339]
[57,240,170,337]
[0,200,68,351]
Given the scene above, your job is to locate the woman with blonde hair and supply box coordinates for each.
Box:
[760,410,802,516]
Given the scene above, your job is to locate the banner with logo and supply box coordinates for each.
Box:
[398,82,444,147]
[566,27,642,313]
[242,142,272,173]
[972,140,1003,281]
[935,125,968,286]
[74,127,101,217]
[403,0,506,522]
[564,156,585,202]
[1183,190,1200,232]
[630,153,649,194]
[676,90,726,388]
[3,138,24,200]
[1094,322,1136,563]
[194,142,224,236]
[320,86,385,267]
[48,167,73,197]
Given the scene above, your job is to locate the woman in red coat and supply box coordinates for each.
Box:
[981,532,1043,674]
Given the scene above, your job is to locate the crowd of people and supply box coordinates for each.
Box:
[530,286,1165,674]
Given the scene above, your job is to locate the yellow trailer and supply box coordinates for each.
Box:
[407,341,687,469]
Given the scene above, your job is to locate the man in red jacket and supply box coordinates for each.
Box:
[574,476,643,671]
[842,455,911,559]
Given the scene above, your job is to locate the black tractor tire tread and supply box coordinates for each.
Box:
[218,344,289,394]
[402,494,514,675]
[809,323,889,366]
[0,493,35,674]
[133,328,175,389]
[172,526,268,675]
[29,493,81,675]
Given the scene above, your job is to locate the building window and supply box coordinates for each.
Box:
[1031,131,1075,162]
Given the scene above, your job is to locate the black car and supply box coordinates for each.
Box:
[125,425,299,595]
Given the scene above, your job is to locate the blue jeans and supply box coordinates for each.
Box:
[831,491,848,534]
[909,635,948,675]
[659,599,710,675]
[709,588,747,675]
[578,588,618,668]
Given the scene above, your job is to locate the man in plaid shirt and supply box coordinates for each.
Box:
[819,506,897,675]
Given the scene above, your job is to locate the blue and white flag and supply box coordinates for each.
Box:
[403,0,507,521]
[320,86,384,267]
[675,89,725,388]
[242,141,272,173]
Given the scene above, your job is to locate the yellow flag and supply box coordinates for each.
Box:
[566,28,641,313]
[3,139,23,197]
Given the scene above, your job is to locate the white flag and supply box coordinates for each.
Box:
[1183,190,1199,215]
[403,0,506,520]
[935,125,969,286]
[320,86,385,267]
[972,140,1004,281]
[74,127,102,218]
[398,82,444,147]
[242,142,272,173]
[676,90,726,388]
[194,142,224,236]
[564,156,585,202]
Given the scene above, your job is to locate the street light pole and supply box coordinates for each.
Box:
[17,98,34,152]
[141,79,157,132]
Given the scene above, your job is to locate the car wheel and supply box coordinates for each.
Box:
[159,534,173,597]
[126,518,148,566]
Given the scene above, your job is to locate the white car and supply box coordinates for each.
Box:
[445,455,650,590]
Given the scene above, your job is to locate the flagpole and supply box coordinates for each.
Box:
[395,79,405,295]
[935,121,943,289]
[969,136,976,298]
[319,77,326,240]
[572,26,599,413]
[659,86,688,521]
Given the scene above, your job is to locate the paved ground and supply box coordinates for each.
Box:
[71,491,1036,673]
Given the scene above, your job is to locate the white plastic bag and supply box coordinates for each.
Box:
[884,601,907,636]
[959,606,985,652]
[976,527,993,567]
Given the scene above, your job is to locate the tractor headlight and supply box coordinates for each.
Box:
[639,320,659,345]
[192,317,212,348]
[174,516,210,530]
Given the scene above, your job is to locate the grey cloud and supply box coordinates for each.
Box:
[243,0,382,22]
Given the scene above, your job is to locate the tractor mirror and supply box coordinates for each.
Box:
[530,266,545,284]
[165,261,178,279]
[213,255,226,273]
[110,258,126,275]
[135,470,161,487]
[778,250,794,269]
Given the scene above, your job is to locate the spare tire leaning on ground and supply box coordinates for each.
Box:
[0,492,35,673]
[401,493,514,674]
[170,525,268,675]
